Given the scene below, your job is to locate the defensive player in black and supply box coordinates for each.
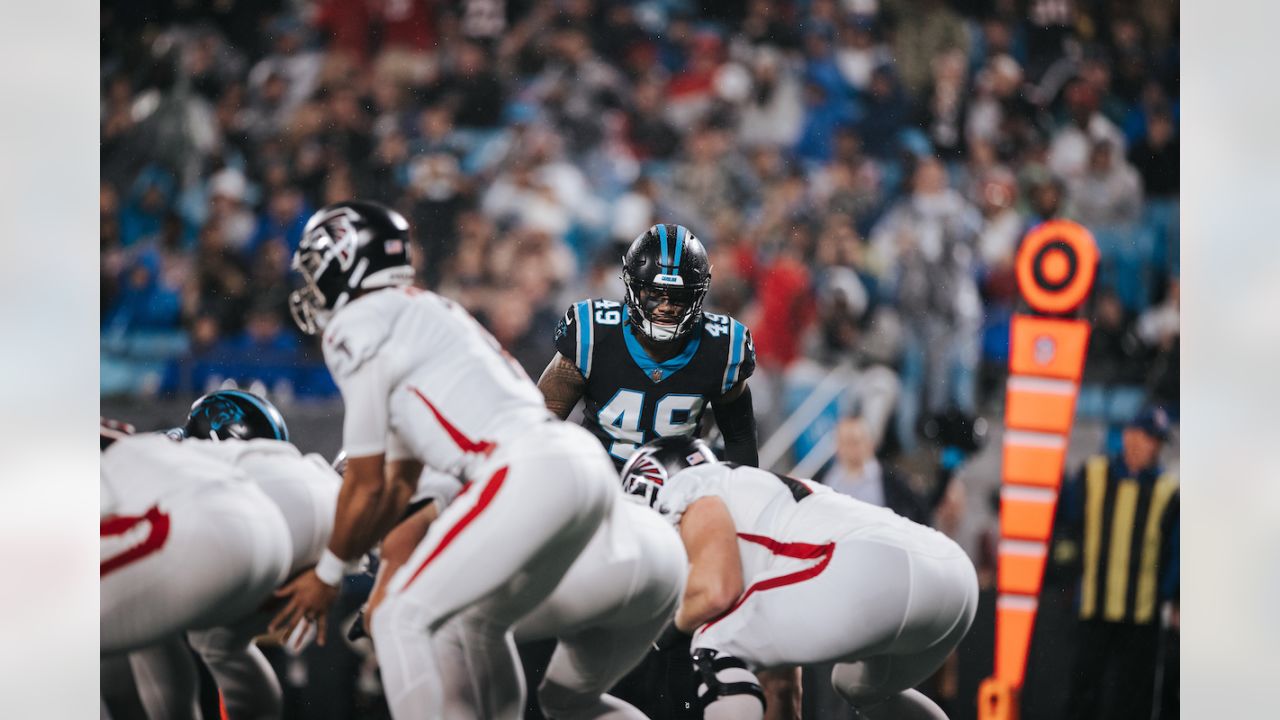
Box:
[538,223,759,468]
[535,224,802,720]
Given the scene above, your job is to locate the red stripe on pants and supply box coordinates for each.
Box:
[403,466,508,588]
[700,533,836,632]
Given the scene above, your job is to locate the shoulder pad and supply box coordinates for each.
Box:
[654,463,728,525]
[322,300,395,378]
[554,299,624,379]
[702,313,756,394]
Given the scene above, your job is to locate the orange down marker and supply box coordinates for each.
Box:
[979,220,1098,720]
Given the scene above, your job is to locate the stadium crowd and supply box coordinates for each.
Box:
[101,0,1179,455]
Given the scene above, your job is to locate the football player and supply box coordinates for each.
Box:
[357,474,688,720]
[537,223,772,719]
[272,200,619,719]
[621,437,979,720]
[101,392,340,720]
[538,223,759,468]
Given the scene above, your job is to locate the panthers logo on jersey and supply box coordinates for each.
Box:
[555,299,755,464]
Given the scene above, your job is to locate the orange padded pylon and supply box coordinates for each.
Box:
[978,677,1019,720]
[1009,316,1091,381]
[995,596,1038,687]
[1005,377,1078,434]
[997,541,1048,596]
[1001,440,1067,488]
[983,219,1097,716]
[999,488,1058,542]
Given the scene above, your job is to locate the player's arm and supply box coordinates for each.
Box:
[712,380,759,466]
[271,352,418,641]
[537,352,586,420]
[675,496,744,633]
[330,455,421,560]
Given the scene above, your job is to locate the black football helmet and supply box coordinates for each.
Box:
[180,390,290,442]
[620,435,719,509]
[622,224,711,342]
[289,200,415,335]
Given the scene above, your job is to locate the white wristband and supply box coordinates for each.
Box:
[314,549,352,587]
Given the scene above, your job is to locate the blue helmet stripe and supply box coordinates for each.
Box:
[673,225,685,268]
[656,224,670,270]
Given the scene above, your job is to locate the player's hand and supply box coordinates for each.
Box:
[270,570,339,646]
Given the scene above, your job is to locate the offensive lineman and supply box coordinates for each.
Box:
[270,200,619,719]
[101,393,340,719]
[361,477,688,719]
[621,437,979,720]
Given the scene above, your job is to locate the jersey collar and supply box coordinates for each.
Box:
[623,309,701,383]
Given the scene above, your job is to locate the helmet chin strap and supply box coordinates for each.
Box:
[639,316,681,342]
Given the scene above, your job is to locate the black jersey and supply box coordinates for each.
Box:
[555,299,756,466]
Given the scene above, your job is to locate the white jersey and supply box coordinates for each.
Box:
[101,436,294,653]
[180,439,341,576]
[101,435,255,518]
[322,287,552,478]
[653,463,944,584]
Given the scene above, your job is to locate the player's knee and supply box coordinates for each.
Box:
[692,648,765,720]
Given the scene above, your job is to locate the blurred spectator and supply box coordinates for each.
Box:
[1066,140,1143,228]
[915,49,969,161]
[738,47,805,148]
[671,122,760,231]
[218,302,301,356]
[120,167,176,247]
[1138,279,1180,412]
[530,22,625,156]
[817,415,929,523]
[626,76,683,160]
[250,186,309,258]
[206,168,258,252]
[738,0,800,50]
[870,157,982,450]
[442,41,505,129]
[859,66,910,158]
[887,0,970,96]
[1049,79,1126,181]
[1128,109,1178,201]
[104,250,184,336]
[1023,0,1077,81]
[794,79,858,165]
[1078,290,1149,440]
[834,16,890,93]
[247,16,322,113]
[753,227,817,371]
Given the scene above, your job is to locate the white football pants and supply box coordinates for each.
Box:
[101,480,292,655]
[371,422,619,720]
[512,499,686,719]
[693,530,978,720]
